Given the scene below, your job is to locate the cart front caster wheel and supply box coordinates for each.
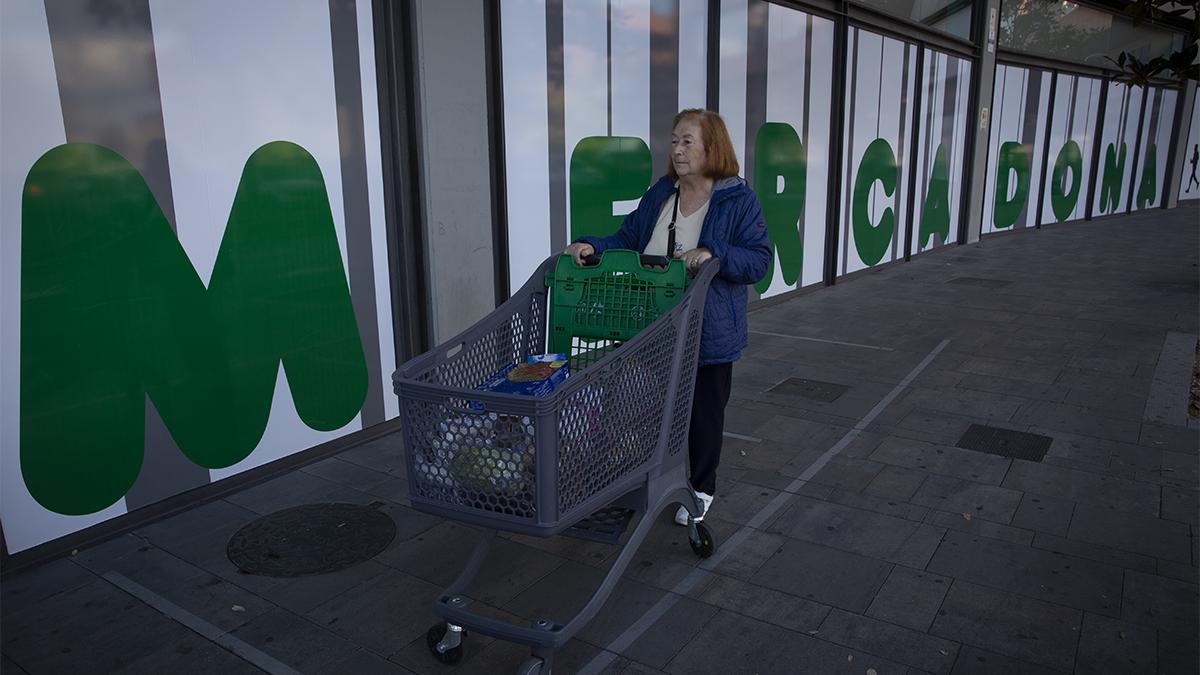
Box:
[689,521,715,558]
[516,656,545,674]
[426,623,465,665]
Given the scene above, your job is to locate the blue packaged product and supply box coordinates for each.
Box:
[471,354,570,407]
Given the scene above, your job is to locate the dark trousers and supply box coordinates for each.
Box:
[687,362,733,495]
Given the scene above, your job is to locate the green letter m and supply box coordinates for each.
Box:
[21,142,368,515]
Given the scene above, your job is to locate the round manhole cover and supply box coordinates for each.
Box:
[227,502,396,577]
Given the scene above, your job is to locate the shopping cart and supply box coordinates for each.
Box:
[393,249,718,675]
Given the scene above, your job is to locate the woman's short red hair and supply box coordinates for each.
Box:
[666,108,740,180]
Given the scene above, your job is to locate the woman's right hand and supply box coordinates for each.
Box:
[565,242,595,265]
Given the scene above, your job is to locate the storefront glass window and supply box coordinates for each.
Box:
[853,0,974,40]
[999,0,1184,67]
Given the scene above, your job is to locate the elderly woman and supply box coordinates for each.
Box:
[565,108,770,525]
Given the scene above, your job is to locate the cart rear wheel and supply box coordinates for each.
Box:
[689,521,715,558]
[516,656,545,674]
[426,623,465,664]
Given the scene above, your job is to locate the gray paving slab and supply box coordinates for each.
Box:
[223,468,378,515]
[1066,502,1192,563]
[314,649,417,674]
[1031,532,1157,574]
[826,488,931,522]
[910,475,1024,524]
[693,573,830,633]
[900,386,1028,423]
[1012,400,1143,444]
[1010,493,1075,537]
[0,557,95,615]
[254,560,394,616]
[72,538,276,632]
[1002,459,1161,516]
[930,580,1082,672]
[876,408,983,447]
[865,566,952,632]
[502,563,716,669]
[818,608,961,674]
[1,578,202,674]
[753,539,893,613]
[666,610,909,675]
[864,464,931,501]
[1155,557,1199,584]
[1120,569,1199,635]
[869,436,1011,485]
[1137,421,1199,455]
[1158,628,1200,675]
[766,494,921,560]
[305,567,444,654]
[300,455,399,492]
[887,523,950,570]
[949,645,1064,675]
[706,525,788,582]
[956,356,1061,385]
[927,530,1123,616]
[337,432,407,474]
[808,456,886,492]
[1075,612,1159,674]
[109,628,265,675]
[228,606,367,672]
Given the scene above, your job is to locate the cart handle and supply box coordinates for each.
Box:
[580,251,673,269]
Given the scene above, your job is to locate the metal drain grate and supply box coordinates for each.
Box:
[956,424,1052,462]
[768,377,850,402]
[227,502,396,577]
[563,506,635,544]
[946,277,1011,289]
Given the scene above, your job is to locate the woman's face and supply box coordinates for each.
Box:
[671,119,707,179]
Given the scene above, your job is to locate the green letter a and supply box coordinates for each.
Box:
[21,142,368,515]
[917,143,950,250]
[752,122,805,293]
[1135,144,1158,209]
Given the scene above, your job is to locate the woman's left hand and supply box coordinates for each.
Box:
[676,247,712,272]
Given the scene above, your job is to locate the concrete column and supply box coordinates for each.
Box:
[963,0,1001,244]
[413,0,497,343]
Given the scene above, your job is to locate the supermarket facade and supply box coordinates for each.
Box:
[1,0,1197,564]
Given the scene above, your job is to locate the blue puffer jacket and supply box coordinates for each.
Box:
[576,175,771,366]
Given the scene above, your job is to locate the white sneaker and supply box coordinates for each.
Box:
[674,491,713,526]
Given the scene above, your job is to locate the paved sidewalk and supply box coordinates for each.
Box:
[3,204,1198,674]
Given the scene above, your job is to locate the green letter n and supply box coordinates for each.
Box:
[1098,142,1126,214]
[21,142,368,515]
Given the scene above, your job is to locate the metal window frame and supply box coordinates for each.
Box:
[484,0,511,305]
[372,0,430,364]
[1084,79,1110,220]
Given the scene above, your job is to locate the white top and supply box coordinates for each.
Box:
[643,189,709,258]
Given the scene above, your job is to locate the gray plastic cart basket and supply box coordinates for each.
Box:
[393,252,719,674]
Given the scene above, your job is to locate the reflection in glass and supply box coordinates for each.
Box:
[999,0,1183,67]
[853,0,973,40]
